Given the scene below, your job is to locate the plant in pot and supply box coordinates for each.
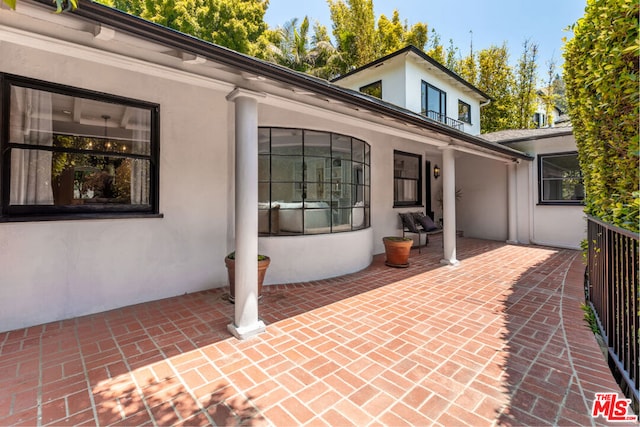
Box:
[382,236,413,268]
[224,251,270,303]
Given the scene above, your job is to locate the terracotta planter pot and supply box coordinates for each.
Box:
[383,237,413,268]
[225,256,270,303]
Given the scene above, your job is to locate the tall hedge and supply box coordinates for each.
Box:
[563,0,639,232]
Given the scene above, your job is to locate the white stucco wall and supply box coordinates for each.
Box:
[333,56,483,136]
[0,43,235,331]
[404,60,482,136]
[455,153,509,241]
[1,38,447,331]
[508,135,586,249]
[331,59,406,109]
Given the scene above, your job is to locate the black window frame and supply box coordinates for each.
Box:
[421,81,447,118]
[538,151,584,205]
[258,127,371,236]
[393,150,422,207]
[458,100,471,124]
[359,80,382,99]
[0,73,161,221]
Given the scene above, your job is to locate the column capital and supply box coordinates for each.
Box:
[226,87,266,103]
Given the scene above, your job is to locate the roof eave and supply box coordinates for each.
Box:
[29,0,527,160]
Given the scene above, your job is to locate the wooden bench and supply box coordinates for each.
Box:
[399,213,443,253]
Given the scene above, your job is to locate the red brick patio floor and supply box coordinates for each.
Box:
[1,237,636,426]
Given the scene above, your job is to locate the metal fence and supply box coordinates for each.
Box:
[586,216,639,405]
[424,110,465,132]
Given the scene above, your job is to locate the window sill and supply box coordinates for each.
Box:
[0,213,164,223]
[393,204,424,209]
[537,202,584,206]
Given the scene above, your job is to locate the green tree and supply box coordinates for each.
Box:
[102,0,268,55]
[455,32,477,85]
[267,17,312,72]
[551,74,568,113]
[140,0,203,38]
[563,0,639,231]
[426,28,445,65]
[456,52,477,86]
[328,0,376,72]
[403,21,428,51]
[308,22,344,79]
[513,39,538,128]
[476,44,517,133]
[376,10,405,55]
[445,39,459,70]
[539,58,558,126]
[198,0,268,55]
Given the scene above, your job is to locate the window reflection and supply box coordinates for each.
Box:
[258,128,371,236]
[5,81,156,215]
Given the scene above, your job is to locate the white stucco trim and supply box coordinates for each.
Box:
[0,25,234,93]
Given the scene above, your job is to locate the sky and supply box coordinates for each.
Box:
[264,0,587,71]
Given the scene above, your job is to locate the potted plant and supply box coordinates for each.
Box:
[224,252,270,303]
[382,236,413,268]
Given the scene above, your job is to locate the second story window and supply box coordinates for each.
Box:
[421,81,446,122]
[458,100,471,124]
[360,81,382,99]
[533,112,547,128]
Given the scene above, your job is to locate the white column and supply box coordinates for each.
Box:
[440,147,459,265]
[226,88,266,340]
[507,162,518,244]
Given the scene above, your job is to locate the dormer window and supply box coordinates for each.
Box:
[359,81,382,99]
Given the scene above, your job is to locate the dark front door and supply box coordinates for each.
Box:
[425,160,433,220]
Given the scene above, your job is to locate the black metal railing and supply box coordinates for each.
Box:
[586,216,639,405]
[424,110,465,132]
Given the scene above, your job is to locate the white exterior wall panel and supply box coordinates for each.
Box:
[455,154,509,241]
[509,136,585,249]
[0,43,233,331]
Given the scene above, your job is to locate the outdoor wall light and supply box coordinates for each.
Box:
[433,164,441,179]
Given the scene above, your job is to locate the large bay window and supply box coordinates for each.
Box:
[258,128,370,235]
[0,74,159,220]
[539,152,584,204]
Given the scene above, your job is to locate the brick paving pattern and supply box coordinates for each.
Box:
[0,237,635,426]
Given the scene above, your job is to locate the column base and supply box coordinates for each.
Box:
[440,258,460,266]
[506,240,519,245]
[227,320,266,340]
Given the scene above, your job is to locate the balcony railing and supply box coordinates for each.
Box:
[586,216,639,406]
[424,110,465,132]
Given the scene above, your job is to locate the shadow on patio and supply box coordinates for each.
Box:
[0,236,631,426]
